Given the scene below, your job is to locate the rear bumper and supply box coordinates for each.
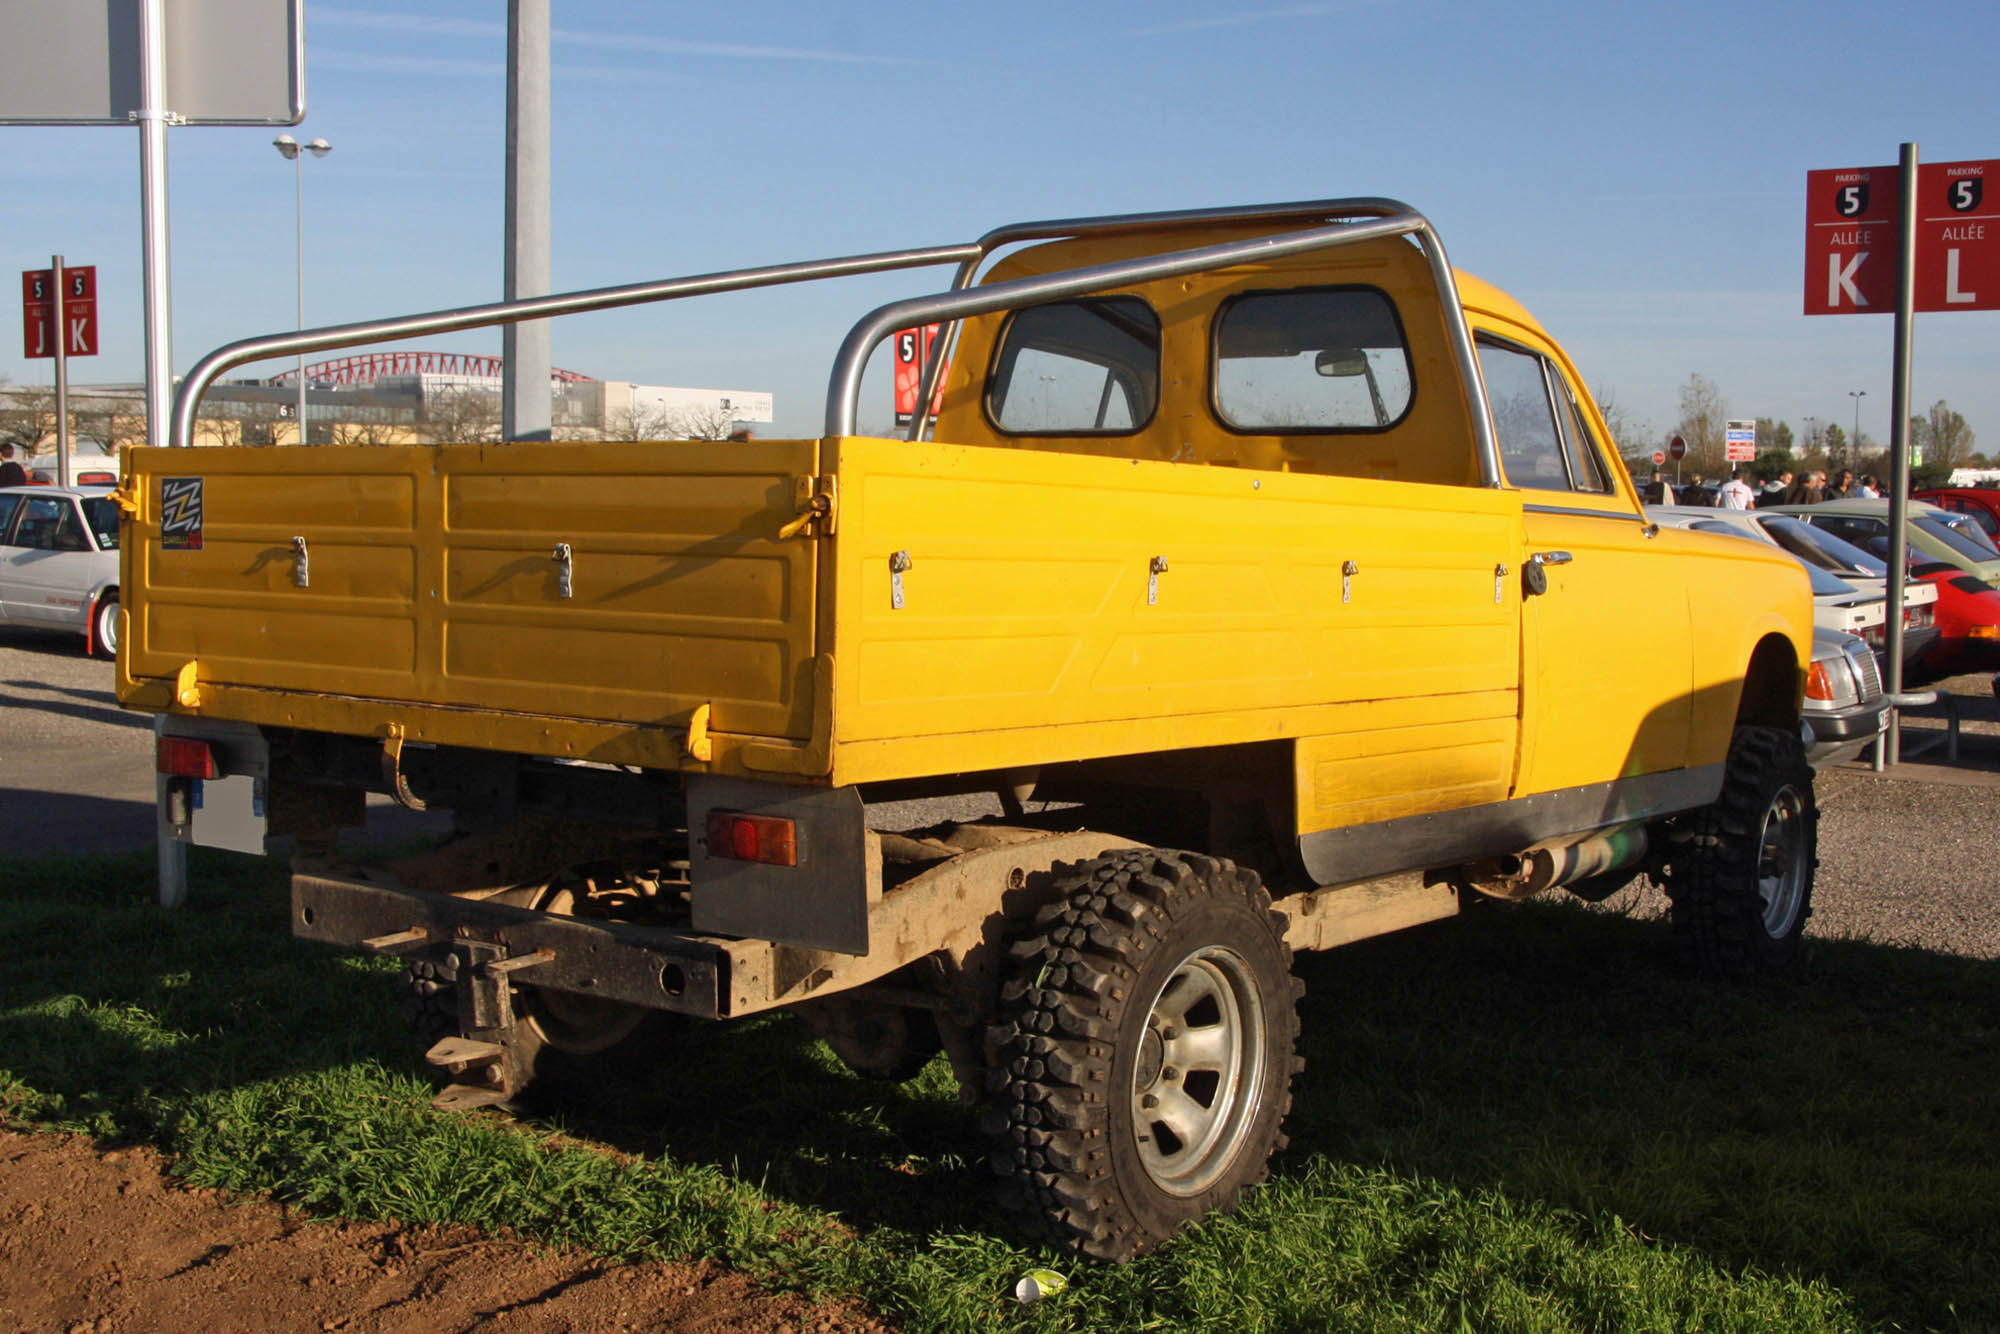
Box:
[292,861,732,1019]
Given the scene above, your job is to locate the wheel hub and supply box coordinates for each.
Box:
[1129,946,1266,1198]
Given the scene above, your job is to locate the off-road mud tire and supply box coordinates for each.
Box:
[1662,725,1817,977]
[982,848,1302,1261]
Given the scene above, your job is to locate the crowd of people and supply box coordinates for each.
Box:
[1639,465,1884,509]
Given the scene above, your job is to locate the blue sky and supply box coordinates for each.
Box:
[3,0,1997,450]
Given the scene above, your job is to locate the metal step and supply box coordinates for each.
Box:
[424,1036,505,1073]
[431,1082,512,1113]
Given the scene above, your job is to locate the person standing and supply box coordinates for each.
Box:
[1718,470,1756,510]
[0,442,27,488]
[1856,474,1882,498]
[1758,470,1793,507]
[1827,468,1856,500]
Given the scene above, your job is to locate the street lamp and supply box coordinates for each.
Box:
[1848,390,1866,470]
[273,134,331,443]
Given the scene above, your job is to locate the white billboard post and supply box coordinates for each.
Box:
[0,0,305,907]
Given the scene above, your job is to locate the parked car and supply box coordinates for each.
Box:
[1647,506,1940,677]
[1914,486,2000,540]
[1774,498,2000,582]
[1770,499,2000,680]
[0,485,122,656]
[1801,627,1897,767]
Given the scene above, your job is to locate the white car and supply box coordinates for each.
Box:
[0,485,122,657]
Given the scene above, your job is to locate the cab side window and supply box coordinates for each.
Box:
[1477,337,1614,494]
[986,297,1160,435]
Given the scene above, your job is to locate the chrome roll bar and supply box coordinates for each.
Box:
[167,197,1500,486]
[168,244,982,452]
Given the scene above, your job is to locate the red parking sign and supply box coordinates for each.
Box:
[22,265,98,357]
[1804,167,1900,315]
[1914,159,2000,313]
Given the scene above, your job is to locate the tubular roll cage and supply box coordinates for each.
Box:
[168,197,1503,485]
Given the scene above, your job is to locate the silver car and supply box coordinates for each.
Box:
[0,485,121,657]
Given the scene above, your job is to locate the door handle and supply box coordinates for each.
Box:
[1522,549,1572,599]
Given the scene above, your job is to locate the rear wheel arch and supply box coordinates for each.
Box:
[88,585,120,659]
[1735,633,1801,730]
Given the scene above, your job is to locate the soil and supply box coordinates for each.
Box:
[0,1131,891,1334]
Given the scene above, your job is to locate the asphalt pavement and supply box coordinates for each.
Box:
[2,623,1994,959]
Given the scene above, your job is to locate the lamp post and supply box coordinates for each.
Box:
[1848,390,1866,472]
[273,134,331,443]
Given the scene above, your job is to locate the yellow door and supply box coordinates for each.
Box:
[1474,331,1694,794]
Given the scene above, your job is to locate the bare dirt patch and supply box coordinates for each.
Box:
[0,1131,890,1334]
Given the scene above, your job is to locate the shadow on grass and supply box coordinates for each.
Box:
[4,850,1996,1328]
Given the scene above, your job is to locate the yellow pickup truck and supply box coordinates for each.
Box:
[118,198,1814,1260]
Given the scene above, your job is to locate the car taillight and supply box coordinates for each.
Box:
[156,736,219,779]
[1908,604,1934,630]
[1970,625,2000,640]
[704,810,798,867]
[1861,624,1886,647]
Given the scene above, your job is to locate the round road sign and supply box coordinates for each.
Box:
[1652,450,1667,466]
[1669,435,1687,460]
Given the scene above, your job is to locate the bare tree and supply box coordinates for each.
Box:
[419,387,503,444]
[595,401,686,441]
[662,404,743,441]
[1910,400,1976,471]
[1591,384,1647,456]
[324,417,411,447]
[1674,373,1728,474]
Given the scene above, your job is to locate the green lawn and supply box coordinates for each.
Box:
[3,847,1994,1332]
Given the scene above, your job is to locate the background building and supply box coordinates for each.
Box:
[0,352,773,455]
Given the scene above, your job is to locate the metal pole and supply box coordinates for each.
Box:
[294,151,306,441]
[52,255,70,484]
[1884,142,1919,765]
[137,0,187,907]
[502,0,551,441]
[1849,390,1865,471]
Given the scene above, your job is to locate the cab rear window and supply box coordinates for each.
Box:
[1212,286,1413,432]
[986,297,1161,435]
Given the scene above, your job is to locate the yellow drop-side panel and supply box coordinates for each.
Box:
[824,435,1525,801]
[120,440,821,755]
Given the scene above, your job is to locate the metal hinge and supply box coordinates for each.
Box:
[778,474,840,540]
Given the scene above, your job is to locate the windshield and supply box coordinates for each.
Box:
[1758,515,1886,576]
[1915,515,2000,564]
[1932,511,2000,556]
[1800,561,1857,596]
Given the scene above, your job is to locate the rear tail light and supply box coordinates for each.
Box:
[156,736,219,779]
[1907,604,1934,630]
[1805,660,1836,702]
[704,810,798,867]
[1861,624,1886,647]
[1970,625,2000,640]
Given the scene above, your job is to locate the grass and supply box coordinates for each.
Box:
[3,847,1996,1331]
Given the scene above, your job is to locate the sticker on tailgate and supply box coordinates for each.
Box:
[160,477,204,550]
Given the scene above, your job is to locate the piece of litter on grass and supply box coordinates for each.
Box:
[1013,1268,1067,1304]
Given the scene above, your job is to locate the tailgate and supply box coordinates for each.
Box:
[119,439,821,753]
